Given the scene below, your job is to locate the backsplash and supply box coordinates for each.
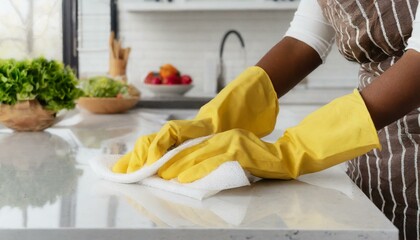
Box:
[79,0,359,100]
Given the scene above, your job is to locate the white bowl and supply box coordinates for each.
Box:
[143,84,193,97]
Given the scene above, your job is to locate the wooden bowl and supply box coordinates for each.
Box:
[0,100,56,131]
[77,96,140,114]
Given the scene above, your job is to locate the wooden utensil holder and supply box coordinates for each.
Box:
[109,57,126,77]
[108,32,131,79]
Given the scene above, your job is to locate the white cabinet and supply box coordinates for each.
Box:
[118,0,299,12]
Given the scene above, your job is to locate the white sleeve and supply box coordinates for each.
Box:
[284,0,336,63]
[406,4,420,52]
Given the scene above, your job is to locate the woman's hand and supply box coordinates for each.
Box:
[158,90,381,183]
[112,67,279,173]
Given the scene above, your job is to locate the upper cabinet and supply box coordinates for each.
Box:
[118,0,300,12]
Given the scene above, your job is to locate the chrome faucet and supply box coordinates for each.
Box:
[217,30,245,92]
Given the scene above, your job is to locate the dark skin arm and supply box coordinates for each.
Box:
[256,36,323,98]
[360,49,420,129]
[256,37,420,130]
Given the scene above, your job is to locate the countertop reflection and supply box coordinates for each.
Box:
[0,108,398,240]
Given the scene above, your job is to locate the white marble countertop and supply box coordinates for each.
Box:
[0,107,398,240]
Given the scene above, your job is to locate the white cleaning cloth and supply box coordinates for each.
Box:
[89,136,260,200]
[92,180,253,226]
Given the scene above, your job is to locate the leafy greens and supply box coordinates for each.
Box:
[80,76,129,98]
[0,57,84,112]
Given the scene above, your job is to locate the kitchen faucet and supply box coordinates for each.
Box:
[217,30,245,92]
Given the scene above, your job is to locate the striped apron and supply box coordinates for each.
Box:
[317,1,420,239]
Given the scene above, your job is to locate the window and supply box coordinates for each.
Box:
[0,0,63,60]
[0,0,78,73]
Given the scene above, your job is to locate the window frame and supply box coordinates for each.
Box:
[62,0,79,75]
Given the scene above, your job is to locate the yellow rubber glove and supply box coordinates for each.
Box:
[112,66,279,173]
[157,90,382,183]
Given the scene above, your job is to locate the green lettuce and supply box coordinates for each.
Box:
[0,57,84,112]
[80,76,129,98]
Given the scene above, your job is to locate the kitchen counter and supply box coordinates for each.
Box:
[137,88,356,109]
[0,107,398,240]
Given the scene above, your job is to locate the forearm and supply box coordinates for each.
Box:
[360,49,420,130]
[256,36,323,98]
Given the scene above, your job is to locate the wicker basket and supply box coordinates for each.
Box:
[0,100,56,131]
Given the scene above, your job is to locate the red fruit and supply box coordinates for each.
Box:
[180,75,192,85]
[144,71,160,84]
[163,75,181,85]
[151,76,162,84]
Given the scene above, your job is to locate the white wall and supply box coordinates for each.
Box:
[78,0,110,74]
[78,1,360,102]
